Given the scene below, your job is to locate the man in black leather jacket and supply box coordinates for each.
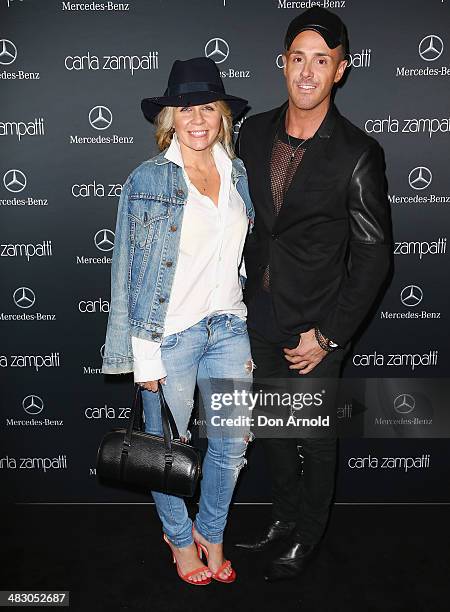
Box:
[235,8,392,581]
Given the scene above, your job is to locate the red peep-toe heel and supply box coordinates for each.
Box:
[193,536,236,584]
[163,534,211,586]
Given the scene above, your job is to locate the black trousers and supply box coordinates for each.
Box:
[248,321,347,547]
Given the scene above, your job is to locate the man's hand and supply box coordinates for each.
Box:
[138,377,166,392]
[283,328,328,375]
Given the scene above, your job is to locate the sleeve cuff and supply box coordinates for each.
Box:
[316,324,343,349]
[133,357,167,383]
[131,335,167,382]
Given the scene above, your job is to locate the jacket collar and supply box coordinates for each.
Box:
[270,99,338,140]
[154,150,170,166]
[231,156,246,181]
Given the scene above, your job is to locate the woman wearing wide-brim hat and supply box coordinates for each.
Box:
[102,57,255,585]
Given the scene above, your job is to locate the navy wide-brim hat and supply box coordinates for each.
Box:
[141,57,248,122]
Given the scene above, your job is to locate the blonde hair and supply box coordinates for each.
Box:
[155,100,236,159]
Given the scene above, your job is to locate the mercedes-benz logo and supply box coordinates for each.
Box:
[89,105,113,130]
[393,393,415,415]
[22,394,44,415]
[94,229,115,251]
[419,35,444,62]
[0,39,17,65]
[408,166,432,190]
[3,169,27,193]
[400,284,423,308]
[205,38,229,64]
[13,286,36,309]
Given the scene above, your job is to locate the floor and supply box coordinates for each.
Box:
[2,504,449,612]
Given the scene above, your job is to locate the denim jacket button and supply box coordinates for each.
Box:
[165,261,173,267]
[170,225,177,232]
[158,297,166,303]
[176,189,184,198]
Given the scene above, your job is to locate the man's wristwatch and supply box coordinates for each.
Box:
[314,327,339,352]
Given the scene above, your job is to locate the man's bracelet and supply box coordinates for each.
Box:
[314,327,339,352]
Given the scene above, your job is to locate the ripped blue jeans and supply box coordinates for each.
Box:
[142,313,254,547]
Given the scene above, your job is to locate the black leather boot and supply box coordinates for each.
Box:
[264,537,317,582]
[234,520,296,552]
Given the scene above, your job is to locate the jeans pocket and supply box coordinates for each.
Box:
[161,332,179,349]
[228,315,248,335]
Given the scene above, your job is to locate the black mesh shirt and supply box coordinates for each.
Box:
[247,116,313,342]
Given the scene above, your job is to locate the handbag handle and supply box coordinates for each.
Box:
[156,383,180,441]
[120,382,182,488]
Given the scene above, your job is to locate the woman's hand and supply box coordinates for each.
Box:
[138,377,166,392]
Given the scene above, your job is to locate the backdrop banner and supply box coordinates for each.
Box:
[1,0,449,504]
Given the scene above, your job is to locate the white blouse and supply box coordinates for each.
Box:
[131,133,248,382]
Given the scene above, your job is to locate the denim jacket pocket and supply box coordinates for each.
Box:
[128,196,170,249]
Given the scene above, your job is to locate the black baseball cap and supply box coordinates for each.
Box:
[284,7,349,56]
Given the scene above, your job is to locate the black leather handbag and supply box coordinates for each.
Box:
[96,383,202,497]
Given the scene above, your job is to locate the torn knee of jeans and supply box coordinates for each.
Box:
[179,429,191,444]
[245,358,256,374]
[244,430,255,444]
[179,400,194,442]
[234,457,247,480]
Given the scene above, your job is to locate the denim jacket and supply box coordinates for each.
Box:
[101,150,255,375]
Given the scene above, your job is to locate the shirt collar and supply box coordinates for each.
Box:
[164,132,231,172]
[272,100,338,140]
